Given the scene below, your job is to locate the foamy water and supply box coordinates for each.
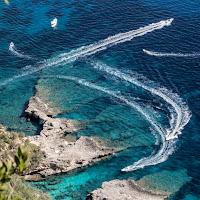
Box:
[91,61,191,171]
[1,19,172,87]
[9,46,35,60]
[143,49,200,57]
[0,18,188,172]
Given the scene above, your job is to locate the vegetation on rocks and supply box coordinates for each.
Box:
[1,175,50,200]
[0,126,46,173]
[0,126,51,200]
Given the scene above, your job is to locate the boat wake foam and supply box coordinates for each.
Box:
[1,18,187,172]
[44,74,168,166]
[1,19,172,87]
[91,61,191,171]
[143,49,200,57]
[9,46,35,60]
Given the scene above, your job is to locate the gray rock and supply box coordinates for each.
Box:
[25,136,118,180]
[86,179,168,200]
[25,95,120,180]
[25,95,85,136]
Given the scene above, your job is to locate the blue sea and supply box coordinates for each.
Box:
[0,0,200,199]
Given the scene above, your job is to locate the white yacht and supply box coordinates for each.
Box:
[143,49,151,54]
[10,42,14,48]
[143,49,148,53]
[51,18,57,28]
[166,134,178,141]
[165,18,174,26]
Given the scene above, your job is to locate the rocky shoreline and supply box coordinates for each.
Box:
[23,92,190,199]
[86,179,168,200]
[25,94,121,180]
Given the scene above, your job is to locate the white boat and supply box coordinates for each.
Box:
[10,42,14,48]
[143,49,148,53]
[165,18,174,26]
[51,18,57,28]
[166,134,178,141]
[143,49,151,54]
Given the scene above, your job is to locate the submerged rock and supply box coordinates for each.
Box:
[87,169,192,200]
[137,169,191,196]
[86,179,168,200]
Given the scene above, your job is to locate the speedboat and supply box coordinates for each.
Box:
[143,49,151,54]
[143,49,148,53]
[166,134,178,141]
[51,18,57,28]
[165,18,174,26]
[10,42,14,48]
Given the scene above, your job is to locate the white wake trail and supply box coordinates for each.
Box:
[44,75,173,170]
[55,19,173,65]
[93,62,191,139]
[143,49,200,57]
[91,61,191,171]
[1,19,173,87]
[9,46,35,60]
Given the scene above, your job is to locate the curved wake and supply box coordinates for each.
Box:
[9,46,35,60]
[91,61,191,171]
[143,49,200,57]
[1,19,173,87]
[44,75,173,170]
[1,18,181,171]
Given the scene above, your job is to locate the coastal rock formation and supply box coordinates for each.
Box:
[25,95,85,136]
[86,179,168,200]
[26,135,117,180]
[87,169,192,200]
[25,96,56,119]
[25,95,120,180]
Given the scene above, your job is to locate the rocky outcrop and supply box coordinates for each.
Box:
[25,95,85,136]
[87,169,192,200]
[25,96,56,119]
[86,179,168,200]
[25,135,118,180]
[25,96,120,180]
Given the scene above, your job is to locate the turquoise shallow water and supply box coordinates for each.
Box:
[0,0,200,199]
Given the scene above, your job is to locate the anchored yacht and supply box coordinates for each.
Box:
[51,18,57,28]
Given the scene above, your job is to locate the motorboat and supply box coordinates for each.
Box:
[143,49,148,53]
[166,134,178,141]
[165,18,174,26]
[10,42,14,48]
[51,18,57,28]
[143,49,151,54]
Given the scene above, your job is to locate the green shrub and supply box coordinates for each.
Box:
[18,133,25,139]
[25,144,46,171]
[0,141,5,150]
[0,147,51,200]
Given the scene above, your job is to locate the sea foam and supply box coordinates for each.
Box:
[91,61,191,171]
[1,19,172,87]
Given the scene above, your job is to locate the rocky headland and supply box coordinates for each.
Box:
[86,179,168,200]
[25,95,121,180]
[24,84,191,199]
[87,169,191,200]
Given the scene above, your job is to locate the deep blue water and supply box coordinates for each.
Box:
[0,0,200,199]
